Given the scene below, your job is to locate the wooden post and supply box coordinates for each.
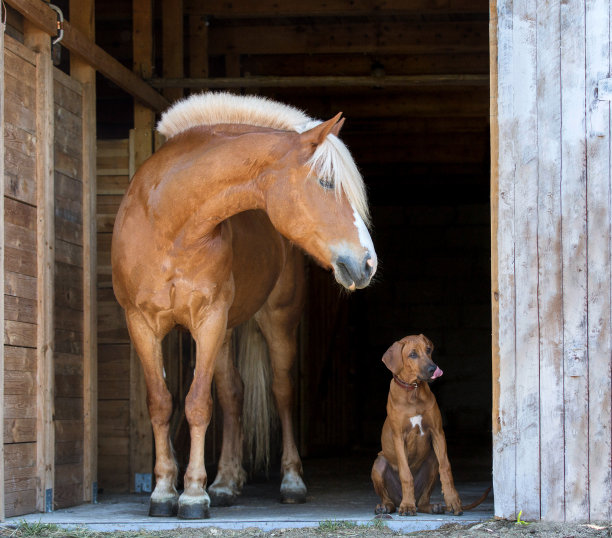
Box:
[23,22,55,513]
[0,5,6,523]
[70,0,98,504]
[162,0,184,103]
[130,0,154,492]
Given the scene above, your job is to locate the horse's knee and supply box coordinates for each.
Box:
[147,386,173,427]
[185,391,213,428]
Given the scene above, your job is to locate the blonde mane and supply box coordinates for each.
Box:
[157,92,370,225]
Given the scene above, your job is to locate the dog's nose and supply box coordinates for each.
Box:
[427,365,437,376]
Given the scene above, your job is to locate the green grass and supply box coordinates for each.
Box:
[0,521,99,538]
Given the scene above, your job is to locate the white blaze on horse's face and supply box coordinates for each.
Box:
[329,212,377,290]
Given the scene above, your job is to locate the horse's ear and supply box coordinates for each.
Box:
[382,341,404,375]
[330,117,345,137]
[301,112,343,148]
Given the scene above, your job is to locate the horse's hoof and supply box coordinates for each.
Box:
[149,498,178,517]
[177,502,210,519]
[209,490,236,507]
[280,472,307,504]
[280,489,307,504]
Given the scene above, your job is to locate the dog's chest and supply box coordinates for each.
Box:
[404,414,426,437]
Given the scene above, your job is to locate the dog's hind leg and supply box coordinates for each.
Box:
[372,454,401,514]
[415,451,444,514]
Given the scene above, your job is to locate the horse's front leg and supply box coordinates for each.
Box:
[125,310,178,517]
[208,329,247,506]
[178,306,228,519]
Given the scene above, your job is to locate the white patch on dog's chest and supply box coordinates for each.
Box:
[410,415,425,436]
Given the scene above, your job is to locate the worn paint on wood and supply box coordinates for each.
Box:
[493,0,612,522]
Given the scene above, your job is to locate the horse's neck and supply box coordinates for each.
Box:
[148,128,278,240]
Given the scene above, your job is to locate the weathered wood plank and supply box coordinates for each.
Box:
[25,22,56,513]
[0,22,5,517]
[585,0,612,521]
[4,418,36,443]
[4,295,36,324]
[4,345,36,371]
[492,0,517,519]
[162,0,184,103]
[5,320,36,348]
[535,0,564,520]
[560,0,589,520]
[512,0,540,520]
[5,272,36,300]
[4,394,36,419]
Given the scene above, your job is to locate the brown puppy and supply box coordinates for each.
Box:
[371,334,463,516]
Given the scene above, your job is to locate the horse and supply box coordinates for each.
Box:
[111,92,377,519]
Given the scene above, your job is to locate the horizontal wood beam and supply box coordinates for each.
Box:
[150,74,489,89]
[184,0,488,17]
[5,0,169,113]
[207,20,488,56]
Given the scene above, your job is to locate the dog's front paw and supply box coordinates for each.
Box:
[398,502,417,516]
[375,502,395,515]
[445,494,463,516]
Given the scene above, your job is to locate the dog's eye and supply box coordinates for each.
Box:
[426,347,432,354]
[318,177,334,190]
[409,351,418,359]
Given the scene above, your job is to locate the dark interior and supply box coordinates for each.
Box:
[90,1,492,487]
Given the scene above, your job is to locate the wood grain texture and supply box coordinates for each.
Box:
[560,0,589,521]
[492,0,517,519]
[535,0,565,521]
[585,0,612,521]
[23,23,55,514]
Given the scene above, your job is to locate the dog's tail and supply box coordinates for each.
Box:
[459,486,492,511]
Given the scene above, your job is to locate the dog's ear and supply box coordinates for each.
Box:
[382,341,404,374]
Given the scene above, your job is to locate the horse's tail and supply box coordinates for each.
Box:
[235,318,277,474]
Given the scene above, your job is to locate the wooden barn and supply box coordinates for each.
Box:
[0,0,609,524]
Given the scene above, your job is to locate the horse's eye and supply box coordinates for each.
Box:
[409,351,418,359]
[318,177,334,190]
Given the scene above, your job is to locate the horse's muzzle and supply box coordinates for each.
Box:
[333,251,376,290]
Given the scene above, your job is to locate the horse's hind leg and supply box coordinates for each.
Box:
[208,329,247,506]
[125,310,178,516]
[255,248,307,503]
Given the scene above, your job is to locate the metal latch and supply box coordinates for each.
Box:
[597,78,612,101]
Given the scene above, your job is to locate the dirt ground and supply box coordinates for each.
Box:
[1,519,611,538]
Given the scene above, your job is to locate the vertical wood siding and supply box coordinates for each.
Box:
[493,0,612,521]
[3,37,39,518]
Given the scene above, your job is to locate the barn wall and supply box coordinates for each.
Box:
[3,31,93,516]
[53,69,85,509]
[96,139,131,492]
[492,0,612,521]
[3,36,39,518]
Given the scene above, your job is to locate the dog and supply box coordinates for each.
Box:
[371,334,487,516]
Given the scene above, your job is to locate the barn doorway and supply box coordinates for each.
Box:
[94,0,492,516]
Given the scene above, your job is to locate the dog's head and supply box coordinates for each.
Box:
[382,334,443,383]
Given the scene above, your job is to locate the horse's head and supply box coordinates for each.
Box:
[263,114,377,290]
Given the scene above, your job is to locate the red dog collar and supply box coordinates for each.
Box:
[393,375,418,391]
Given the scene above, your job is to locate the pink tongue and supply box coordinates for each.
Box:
[431,367,443,380]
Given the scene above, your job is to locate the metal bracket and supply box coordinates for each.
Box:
[597,78,612,101]
[134,473,152,493]
[45,488,53,513]
[92,482,98,504]
[48,4,64,45]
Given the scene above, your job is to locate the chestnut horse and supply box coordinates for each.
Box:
[111,93,377,519]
